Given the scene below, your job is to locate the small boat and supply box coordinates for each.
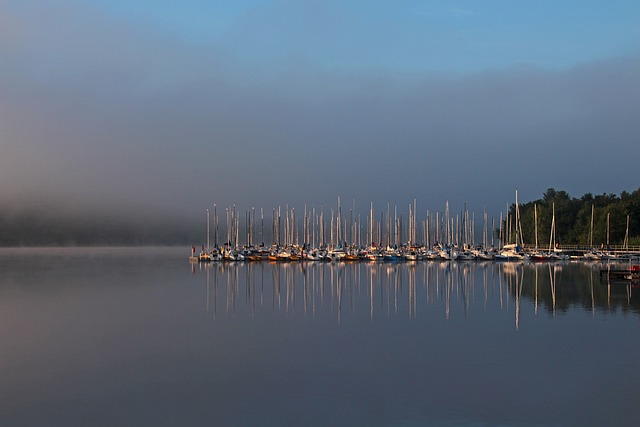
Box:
[527,251,556,262]
[437,248,453,261]
[326,248,346,261]
[198,252,213,262]
[454,250,476,261]
[496,244,525,261]
[424,250,439,260]
[344,248,360,261]
[472,248,494,261]
[403,250,419,261]
[383,247,402,262]
[225,249,245,261]
[276,250,292,261]
[582,250,602,261]
[305,250,324,261]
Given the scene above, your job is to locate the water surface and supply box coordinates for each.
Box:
[1,247,638,426]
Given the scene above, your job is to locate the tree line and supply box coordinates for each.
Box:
[506,188,640,248]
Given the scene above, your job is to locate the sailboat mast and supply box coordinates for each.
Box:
[214,204,218,248]
[414,197,417,246]
[534,204,538,251]
[514,190,520,247]
[206,208,210,251]
[369,202,374,246]
[483,208,487,248]
[624,215,630,250]
[549,203,556,252]
[589,204,594,248]
[491,216,495,248]
[337,195,341,247]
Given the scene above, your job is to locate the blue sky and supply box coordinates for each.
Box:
[90,0,639,72]
[1,0,639,223]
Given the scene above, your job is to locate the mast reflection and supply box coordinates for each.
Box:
[191,261,640,328]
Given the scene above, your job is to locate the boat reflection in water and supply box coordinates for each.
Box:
[191,260,640,328]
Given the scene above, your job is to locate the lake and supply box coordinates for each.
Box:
[1,247,638,427]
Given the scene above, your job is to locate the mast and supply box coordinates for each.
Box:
[206,208,210,251]
[483,207,488,248]
[408,202,412,246]
[445,201,450,246]
[549,203,556,252]
[394,205,398,246]
[235,207,239,248]
[435,211,439,245]
[337,195,342,247]
[386,202,391,247]
[463,202,467,247]
[426,210,430,247]
[499,212,503,248]
[491,216,495,248]
[624,215,630,250]
[534,204,538,251]
[515,190,521,247]
[589,204,594,248]
[213,204,218,248]
[251,207,256,246]
[320,204,324,247]
[606,212,610,248]
[369,202,374,246]
[312,206,316,248]
[224,207,231,246]
[413,197,417,246]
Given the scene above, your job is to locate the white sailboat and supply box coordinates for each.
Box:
[191,209,216,262]
[496,191,525,261]
[583,204,604,260]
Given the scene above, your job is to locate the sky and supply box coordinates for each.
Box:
[1,0,639,225]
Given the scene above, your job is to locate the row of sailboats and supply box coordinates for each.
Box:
[190,193,635,263]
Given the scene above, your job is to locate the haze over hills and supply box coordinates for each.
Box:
[1,188,637,247]
[2,3,639,232]
[0,192,201,246]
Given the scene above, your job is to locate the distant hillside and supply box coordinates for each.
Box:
[0,209,200,246]
[2,188,638,247]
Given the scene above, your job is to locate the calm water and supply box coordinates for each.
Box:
[1,247,639,427]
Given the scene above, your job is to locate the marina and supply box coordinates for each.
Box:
[191,242,640,263]
[189,194,640,264]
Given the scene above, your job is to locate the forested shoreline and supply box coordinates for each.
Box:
[509,188,640,247]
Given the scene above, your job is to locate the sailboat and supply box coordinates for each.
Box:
[548,203,568,261]
[583,205,604,260]
[527,204,554,262]
[602,212,620,261]
[191,209,217,262]
[496,191,525,261]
